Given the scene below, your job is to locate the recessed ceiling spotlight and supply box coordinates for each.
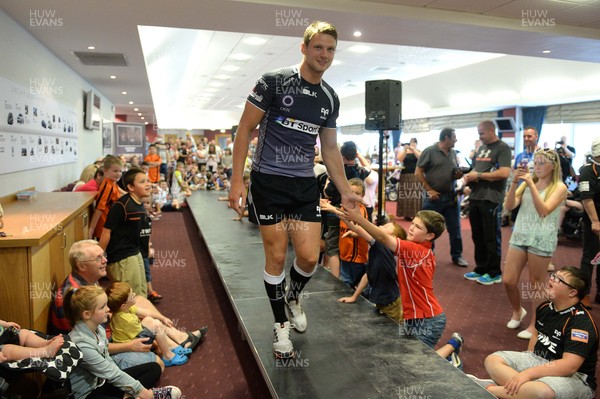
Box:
[138,113,142,116]
[134,108,139,112]
[122,91,127,95]
[110,75,117,79]
[144,121,149,125]
[222,65,240,72]
[230,53,251,61]
[128,101,134,105]
[370,66,395,72]
[87,46,95,50]
[348,45,371,53]
[214,74,231,80]
[243,37,267,45]
[353,31,362,38]
[141,117,145,120]
[542,50,551,54]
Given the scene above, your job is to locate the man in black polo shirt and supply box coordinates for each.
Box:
[463,120,511,285]
[476,266,597,399]
[415,127,468,267]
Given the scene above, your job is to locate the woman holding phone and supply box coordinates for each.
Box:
[502,148,567,340]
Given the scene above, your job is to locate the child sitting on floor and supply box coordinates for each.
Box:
[155,180,181,212]
[0,319,64,361]
[332,211,406,323]
[106,282,207,367]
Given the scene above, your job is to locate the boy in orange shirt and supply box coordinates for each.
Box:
[338,178,369,287]
[88,155,124,239]
[143,144,161,184]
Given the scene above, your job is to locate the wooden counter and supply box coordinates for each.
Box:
[0,192,95,332]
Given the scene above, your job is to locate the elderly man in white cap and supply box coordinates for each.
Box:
[579,137,600,307]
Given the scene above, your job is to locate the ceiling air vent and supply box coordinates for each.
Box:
[73,52,128,66]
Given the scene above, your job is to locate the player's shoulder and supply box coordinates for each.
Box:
[261,66,299,83]
[319,78,338,99]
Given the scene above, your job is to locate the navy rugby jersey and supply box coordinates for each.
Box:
[247,66,339,178]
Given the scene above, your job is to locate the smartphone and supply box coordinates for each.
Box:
[519,158,529,170]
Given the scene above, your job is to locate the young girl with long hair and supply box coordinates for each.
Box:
[64,285,182,399]
[503,149,567,339]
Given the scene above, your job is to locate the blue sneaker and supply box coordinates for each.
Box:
[477,273,502,285]
[463,271,481,281]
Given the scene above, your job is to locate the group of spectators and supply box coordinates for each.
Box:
[4,138,229,398]
[3,117,598,398]
[299,121,599,398]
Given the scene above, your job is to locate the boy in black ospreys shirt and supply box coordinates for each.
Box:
[99,168,151,297]
[471,266,598,399]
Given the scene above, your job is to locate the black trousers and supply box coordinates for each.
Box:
[580,215,600,295]
[87,362,161,399]
[469,200,502,277]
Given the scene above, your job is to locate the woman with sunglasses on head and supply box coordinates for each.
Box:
[503,148,568,340]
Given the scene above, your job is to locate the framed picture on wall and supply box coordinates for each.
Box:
[114,122,145,156]
[117,125,143,147]
[102,120,112,149]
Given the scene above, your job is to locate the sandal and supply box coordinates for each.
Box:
[162,353,188,367]
[179,327,208,351]
[171,345,192,355]
[147,291,163,303]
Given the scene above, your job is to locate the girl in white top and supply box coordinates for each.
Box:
[503,149,567,340]
[65,285,182,399]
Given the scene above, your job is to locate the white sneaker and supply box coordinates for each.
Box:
[152,386,182,399]
[285,296,307,333]
[466,374,497,390]
[273,321,295,359]
[506,307,527,329]
[517,329,533,340]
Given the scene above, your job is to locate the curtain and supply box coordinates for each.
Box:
[522,106,547,138]
[391,129,401,149]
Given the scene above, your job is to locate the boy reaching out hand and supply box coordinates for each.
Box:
[342,207,447,348]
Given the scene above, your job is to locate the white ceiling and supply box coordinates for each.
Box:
[1,0,599,129]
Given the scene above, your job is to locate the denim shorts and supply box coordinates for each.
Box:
[493,351,594,399]
[402,312,446,349]
[509,244,553,258]
[111,350,157,370]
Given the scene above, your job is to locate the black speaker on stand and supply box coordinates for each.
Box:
[365,80,402,225]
